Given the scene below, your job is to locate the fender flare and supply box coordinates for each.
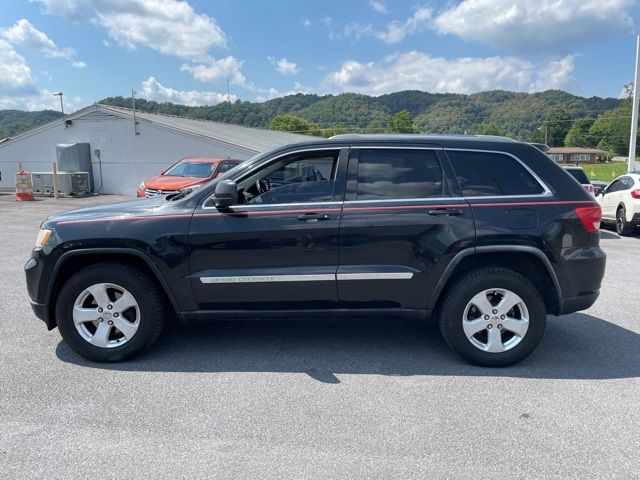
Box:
[425,245,563,313]
[46,247,182,315]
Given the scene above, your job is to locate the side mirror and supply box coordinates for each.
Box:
[213,179,238,209]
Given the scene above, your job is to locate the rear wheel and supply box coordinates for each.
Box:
[55,263,166,362]
[616,206,634,236]
[438,267,546,367]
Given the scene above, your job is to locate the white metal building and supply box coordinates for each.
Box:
[0,104,313,194]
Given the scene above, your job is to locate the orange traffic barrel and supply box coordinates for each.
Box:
[15,167,35,201]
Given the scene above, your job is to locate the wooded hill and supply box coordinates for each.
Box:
[1,89,629,153]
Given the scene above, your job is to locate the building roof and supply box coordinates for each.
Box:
[0,103,316,154]
[547,147,607,154]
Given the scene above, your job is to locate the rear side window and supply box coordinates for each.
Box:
[356,149,445,200]
[447,150,544,197]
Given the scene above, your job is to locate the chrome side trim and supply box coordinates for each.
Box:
[344,197,464,205]
[230,201,342,210]
[200,274,335,284]
[337,272,414,280]
[200,272,415,283]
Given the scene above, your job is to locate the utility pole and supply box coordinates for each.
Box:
[131,89,139,135]
[53,92,64,116]
[628,34,640,173]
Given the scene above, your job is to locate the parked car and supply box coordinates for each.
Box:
[136,157,242,197]
[591,180,608,197]
[595,173,640,235]
[562,165,595,195]
[26,136,605,367]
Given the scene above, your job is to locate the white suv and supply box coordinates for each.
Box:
[596,173,640,235]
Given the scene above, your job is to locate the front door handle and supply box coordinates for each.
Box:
[298,212,331,222]
[428,208,463,216]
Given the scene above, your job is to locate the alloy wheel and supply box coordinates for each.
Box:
[73,282,140,348]
[462,288,529,353]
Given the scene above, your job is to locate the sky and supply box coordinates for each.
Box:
[1,0,639,112]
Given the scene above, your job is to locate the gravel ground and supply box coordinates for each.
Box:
[1,194,638,479]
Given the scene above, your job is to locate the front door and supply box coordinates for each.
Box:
[601,178,625,219]
[337,146,475,309]
[188,147,347,310]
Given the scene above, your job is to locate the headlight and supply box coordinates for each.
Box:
[139,182,145,190]
[35,229,52,248]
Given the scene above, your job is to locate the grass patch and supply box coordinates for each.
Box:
[570,163,629,182]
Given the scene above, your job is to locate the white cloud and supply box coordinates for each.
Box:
[345,6,432,44]
[369,0,388,14]
[180,56,249,88]
[325,51,575,95]
[141,76,235,106]
[268,57,300,76]
[255,82,311,102]
[0,39,37,95]
[34,0,227,61]
[1,18,84,67]
[302,19,311,27]
[433,0,636,53]
[71,60,86,68]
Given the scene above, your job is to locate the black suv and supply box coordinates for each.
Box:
[25,135,606,366]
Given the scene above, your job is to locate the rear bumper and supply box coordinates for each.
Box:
[555,246,606,315]
[559,291,599,315]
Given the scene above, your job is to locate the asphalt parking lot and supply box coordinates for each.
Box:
[1,193,638,479]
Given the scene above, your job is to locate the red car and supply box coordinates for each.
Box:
[137,157,242,197]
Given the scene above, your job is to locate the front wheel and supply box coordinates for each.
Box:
[55,263,166,362]
[438,267,546,367]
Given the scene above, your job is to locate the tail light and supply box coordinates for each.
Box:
[631,189,640,199]
[575,206,601,233]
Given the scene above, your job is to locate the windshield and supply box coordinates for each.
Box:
[165,161,215,178]
[565,168,590,184]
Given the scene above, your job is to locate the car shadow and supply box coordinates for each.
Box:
[599,230,620,240]
[56,313,640,382]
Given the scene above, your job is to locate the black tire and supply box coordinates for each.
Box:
[616,206,634,236]
[55,262,166,362]
[438,267,546,367]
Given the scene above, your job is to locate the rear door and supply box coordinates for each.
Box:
[337,145,475,309]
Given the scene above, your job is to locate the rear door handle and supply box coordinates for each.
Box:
[298,212,331,222]
[428,208,463,216]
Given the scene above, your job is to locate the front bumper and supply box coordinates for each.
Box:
[29,300,56,330]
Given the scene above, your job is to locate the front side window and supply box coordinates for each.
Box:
[606,179,622,193]
[239,151,339,204]
[447,150,544,197]
[355,149,445,200]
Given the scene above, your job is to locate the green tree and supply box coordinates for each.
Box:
[320,124,347,138]
[542,106,572,147]
[387,110,418,133]
[474,122,504,136]
[564,118,596,147]
[588,98,636,156]
[269,114,320,136]
[365,120,385,133]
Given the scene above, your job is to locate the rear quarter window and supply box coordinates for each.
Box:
[446,150,545,197]
[564,168,590,184]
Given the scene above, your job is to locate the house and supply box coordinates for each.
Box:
[546,147,608,164]
[0,104,314,194]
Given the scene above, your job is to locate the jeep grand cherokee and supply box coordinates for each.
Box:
[25,135,606,366]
